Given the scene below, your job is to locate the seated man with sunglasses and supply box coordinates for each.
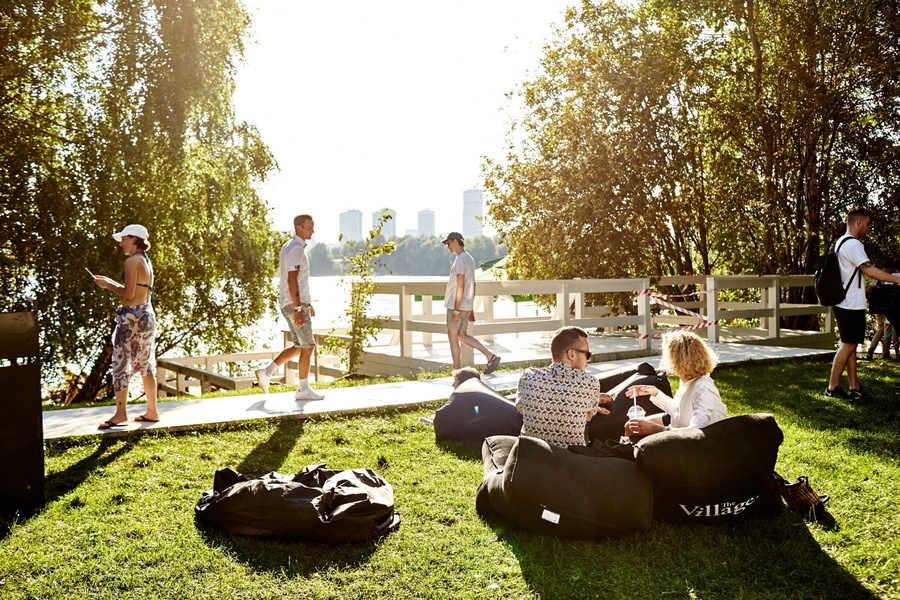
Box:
[516,326,612,447]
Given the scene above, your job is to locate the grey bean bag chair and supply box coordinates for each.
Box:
[475,435,653,538]
[587,362,672,442]
[633,413,784,522]
[195,464,401,541]
[434,378,522,444]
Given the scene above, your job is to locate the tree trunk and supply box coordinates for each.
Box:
[66,333,113,405]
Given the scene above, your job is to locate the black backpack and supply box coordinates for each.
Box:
[814,236,860,306]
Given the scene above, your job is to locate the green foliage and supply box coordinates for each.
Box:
[324,212,396,375]
[2,359,899,598]
[327,235,505,276]
[0,0,279,398]
[308,241,341,276]
[484,0,900,296]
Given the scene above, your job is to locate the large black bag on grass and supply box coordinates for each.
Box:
[587,362,672,442]
[634,413,784,523]
[194,465,400,541]
[475,435,653,538]
[434,377,522,443]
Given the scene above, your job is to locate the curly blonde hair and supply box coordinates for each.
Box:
[659,330,718,381]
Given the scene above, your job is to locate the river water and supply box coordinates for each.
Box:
[242,275,548,351]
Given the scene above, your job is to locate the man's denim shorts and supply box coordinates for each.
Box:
[281,304,315,347]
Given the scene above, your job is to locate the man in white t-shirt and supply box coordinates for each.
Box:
[442,232,501,373]
[826,208,900,402]
[256,214,324,401]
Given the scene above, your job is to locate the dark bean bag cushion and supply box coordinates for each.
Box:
[475,435,653,538]
[587,362,673,443]
[194,465,400,541]
[434,378,522,444]
[633,413,784,522]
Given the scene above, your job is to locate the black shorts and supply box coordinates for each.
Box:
[834,306,866,345]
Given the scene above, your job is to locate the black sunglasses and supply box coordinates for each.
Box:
[571,348,592,360]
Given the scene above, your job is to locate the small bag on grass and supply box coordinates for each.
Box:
[773,472,829,519]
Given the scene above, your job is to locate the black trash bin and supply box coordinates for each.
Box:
[0,310,44,513]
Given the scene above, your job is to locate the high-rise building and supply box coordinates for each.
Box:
[418,209,435,237]
[462,188,483,239]
[372,208,397,238]
[339,209,363,242]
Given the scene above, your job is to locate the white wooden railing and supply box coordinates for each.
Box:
[365,274,829,366]
[158,274,830,392]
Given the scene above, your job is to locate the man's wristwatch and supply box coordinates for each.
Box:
[452,310,460,315]
[294,306,303,311]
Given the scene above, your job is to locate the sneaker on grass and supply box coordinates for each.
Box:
[255,368,271,394]
[848,388,871,403]
[824,385,848,399]
[295,388,325,401]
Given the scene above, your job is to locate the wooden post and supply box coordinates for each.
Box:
[400,284,412,358]
[422,294,433,346]
[767,277,781,339]
[558,281,571,326]
[637,278,653,350]
[706,276,720,343]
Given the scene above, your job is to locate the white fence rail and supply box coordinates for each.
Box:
[158,274,830,392]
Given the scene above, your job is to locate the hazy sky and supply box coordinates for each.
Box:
[233,0,571,243]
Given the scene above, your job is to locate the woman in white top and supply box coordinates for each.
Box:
[624,330,727,436]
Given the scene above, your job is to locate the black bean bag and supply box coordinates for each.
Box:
[633,413,784,522]
[587,362,673,442]
[434,378,522,444]
[194,465,400,541]
[475,435,653,538]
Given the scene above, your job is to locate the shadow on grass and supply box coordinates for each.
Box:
[435,439,484,462]
[0,437,140,541]
[233,419,307,477]
[717,358,900,460]
[195,523,382,575]
[490,512,878,599]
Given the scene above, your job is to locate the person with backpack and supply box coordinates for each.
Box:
[825,208,900,402]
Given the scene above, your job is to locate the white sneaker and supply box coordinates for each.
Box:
[295,388,325,401]
[255,368,271,394]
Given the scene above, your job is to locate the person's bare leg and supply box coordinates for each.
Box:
[274,346,303,366]
[458,330,494,361]
[828,343,856,390]
[448,328,462,369]
[101,387,130,427]
[846,347,860,390]
[139,372,159,420]
[298,346,314,379]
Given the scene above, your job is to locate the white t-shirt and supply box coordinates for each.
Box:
[834,234,869,310]
[444,250,476,310]
[278,236,310,308]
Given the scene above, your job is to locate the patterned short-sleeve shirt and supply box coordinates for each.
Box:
[516,362,602,447]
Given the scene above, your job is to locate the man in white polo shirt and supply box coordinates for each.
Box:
[256,214,325,401]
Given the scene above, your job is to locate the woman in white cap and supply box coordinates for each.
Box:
[92,224,160,428]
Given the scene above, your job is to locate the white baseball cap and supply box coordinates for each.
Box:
[112,224,149,241]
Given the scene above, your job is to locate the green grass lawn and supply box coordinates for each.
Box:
[3,358,899,599]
